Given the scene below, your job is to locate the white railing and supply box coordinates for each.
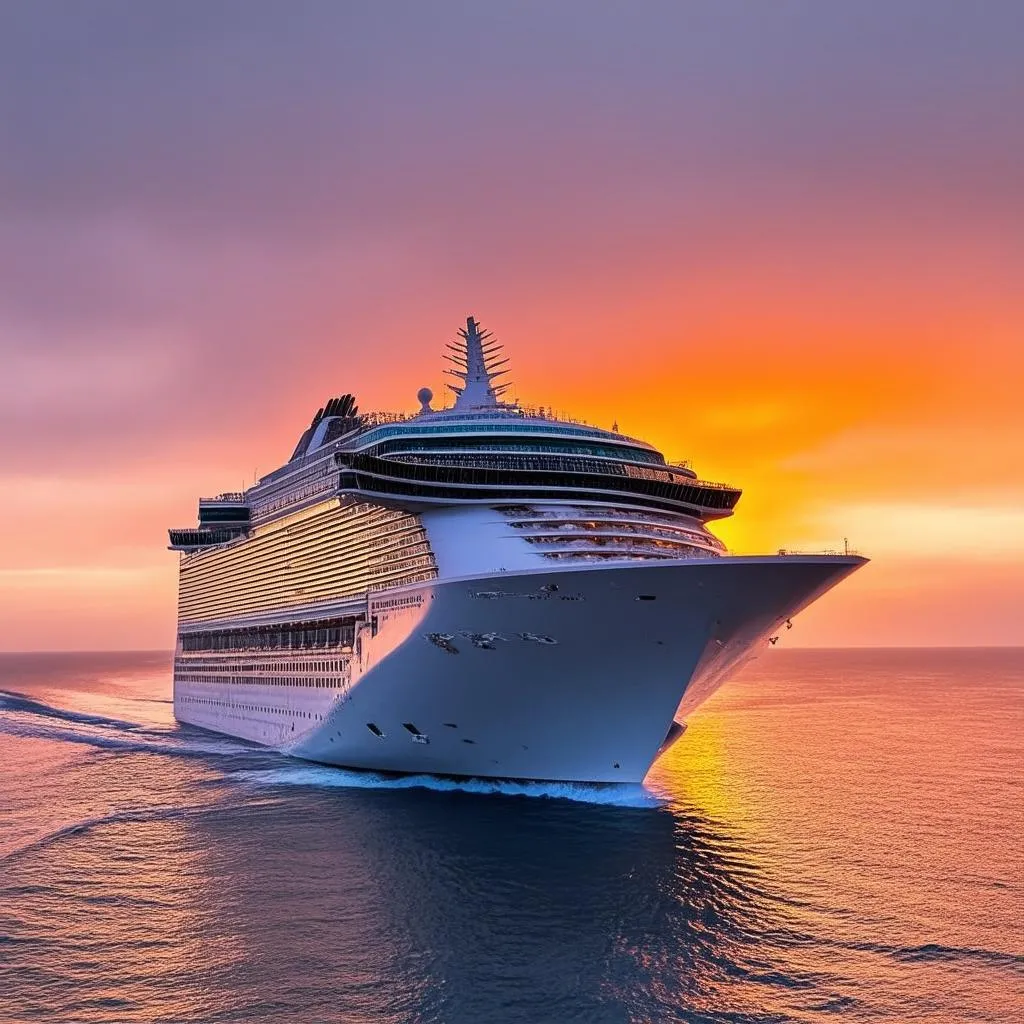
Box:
[776,545,860,557]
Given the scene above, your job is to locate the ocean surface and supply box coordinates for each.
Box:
[0,649,1021,1024]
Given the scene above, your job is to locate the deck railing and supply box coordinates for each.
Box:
[199,492,246,504]
[776,546,860,557]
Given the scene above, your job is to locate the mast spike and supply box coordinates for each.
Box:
[441,315,513,411]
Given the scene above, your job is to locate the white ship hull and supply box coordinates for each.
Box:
[171,315,867,784]
[174,554,862,783]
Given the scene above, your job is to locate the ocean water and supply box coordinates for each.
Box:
[0,649,1021,1024]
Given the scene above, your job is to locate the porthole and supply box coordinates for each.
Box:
[366,722,384,738]
[403,722,429,744]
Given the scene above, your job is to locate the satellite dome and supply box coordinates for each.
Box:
[417,386,434,413]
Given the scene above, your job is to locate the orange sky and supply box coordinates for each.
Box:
[3,266,1019,651]
[0,4,1021,650]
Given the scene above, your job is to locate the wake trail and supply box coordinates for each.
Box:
[0,805,195,867]
[0,690,145,732]
[0,689,261,761]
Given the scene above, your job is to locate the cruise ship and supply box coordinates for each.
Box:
[170,317,865,783]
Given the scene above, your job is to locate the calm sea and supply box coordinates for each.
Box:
[0,649,1021,1024]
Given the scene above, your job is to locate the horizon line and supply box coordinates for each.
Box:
[2,644,1023,656]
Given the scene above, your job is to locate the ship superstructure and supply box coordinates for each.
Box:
[170,317,864,783]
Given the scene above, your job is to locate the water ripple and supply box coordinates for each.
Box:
[1,649,1022,1024]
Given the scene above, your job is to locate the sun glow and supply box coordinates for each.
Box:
[0,7,1020,651]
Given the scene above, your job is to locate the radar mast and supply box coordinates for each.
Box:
[444,316,512,410]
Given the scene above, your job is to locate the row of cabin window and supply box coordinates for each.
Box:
[178,530,435,616]
[180,624,356,653]
[178,675,343,688]
[176,657,347,672]
[181,553,427,604]
[180,695,321,717]
[190,503,423,580]
[182,518,428,588]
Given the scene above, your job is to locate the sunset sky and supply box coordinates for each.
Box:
[1,1,1021,651]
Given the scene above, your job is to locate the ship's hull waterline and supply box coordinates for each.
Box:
[174,555,863,783]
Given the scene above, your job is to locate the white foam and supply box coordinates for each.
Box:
[1,689,661,806]
[236,764,663,807]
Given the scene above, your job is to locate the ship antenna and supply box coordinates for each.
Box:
[444,316,512,410]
